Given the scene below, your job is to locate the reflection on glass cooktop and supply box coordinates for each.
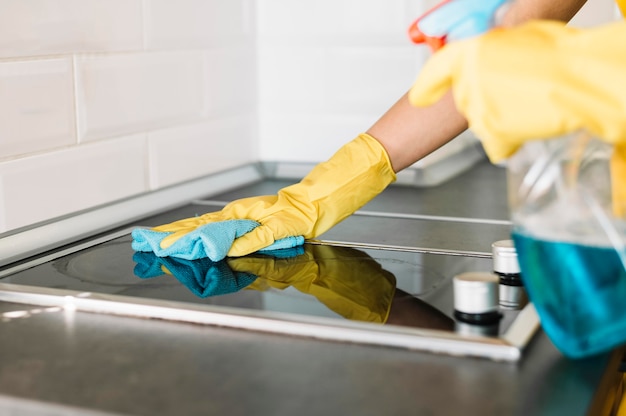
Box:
[0,230,530,342]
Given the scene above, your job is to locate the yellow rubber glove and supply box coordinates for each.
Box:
[154,133,396,257]
[227,244,396,323]
[408,19,626,163]
[618,0,626,17]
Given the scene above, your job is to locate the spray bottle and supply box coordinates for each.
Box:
[407,0,510,51]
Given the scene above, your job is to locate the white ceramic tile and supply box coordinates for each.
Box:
[0,0,142,58]
[75,52,207,142]
[257,0,422,45]
[259,44,422,114]
[322,46,422,113]
[259,113,379,162]
[205,47,257,117]
[148,117,257,189]
[258,46,326,112]
[0,135,147,232]
[256,0,432,164]
[145,0,255,49]
[405,0,428,17]
[570,0,620,27]
[0,59,76,160]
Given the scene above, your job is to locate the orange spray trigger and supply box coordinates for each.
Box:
[408,21,447,51]
[407,0,453,52]
[407,0,509,52]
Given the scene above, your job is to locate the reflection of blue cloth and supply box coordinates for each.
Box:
[133,252,257,298]
[132,245,305,298]
[131,219,304,262]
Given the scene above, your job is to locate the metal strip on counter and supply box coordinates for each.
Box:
[0,282,526,362]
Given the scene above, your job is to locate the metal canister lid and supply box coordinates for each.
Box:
[499,284,528,310]
[453,272,499,314]
[492,240,521,275]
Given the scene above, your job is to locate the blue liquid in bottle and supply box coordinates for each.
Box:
[512,230,626,358]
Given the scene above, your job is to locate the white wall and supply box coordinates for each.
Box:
[256,0,622,163]
[570,0,622,26]
[256,0,427,162]
[0,0,620,234]
[0,0,257,233]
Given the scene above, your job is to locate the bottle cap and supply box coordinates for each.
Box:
[492,240,521,274]
[453,272,499,314]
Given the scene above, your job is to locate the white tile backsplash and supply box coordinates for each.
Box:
[257,0,427,164]
[205,46,257,117]
[257,0,424,45]
[257,46,327,111]
[0,59,76,160]
[322,46,423,113]
[259,113,380,162]
[0,0,143,58]
[145,0,255,49]
[0,0,431,232]
[75,51,207,142]
[148,117,257,189]
[0,1,262,233]
[259,45,422,112]
[6,0,613,234]
[570,0,621,27]
[0,135,147,231]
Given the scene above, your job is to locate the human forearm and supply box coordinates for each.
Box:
[499,0,588,27]
[367,91,466,172]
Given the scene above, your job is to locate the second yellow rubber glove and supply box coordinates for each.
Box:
[408,19,626,163]
[154,133,396,257]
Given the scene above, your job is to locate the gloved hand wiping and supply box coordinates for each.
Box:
[132,133,396,261]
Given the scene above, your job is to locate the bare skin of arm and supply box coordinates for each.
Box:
[367,0,589,173]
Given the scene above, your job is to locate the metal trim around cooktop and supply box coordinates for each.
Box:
[0,282,537,362]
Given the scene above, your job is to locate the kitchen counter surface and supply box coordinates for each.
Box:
[0,300,621,416]
[0,160,622,415]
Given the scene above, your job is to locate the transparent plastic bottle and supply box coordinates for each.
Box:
[507,132,626,358]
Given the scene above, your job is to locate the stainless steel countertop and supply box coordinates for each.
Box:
[0,161,622,415]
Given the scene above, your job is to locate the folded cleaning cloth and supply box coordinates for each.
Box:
[131,219,304,262]
[132,246,305,298]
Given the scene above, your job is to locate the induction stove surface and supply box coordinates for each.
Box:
[0,228,538,361]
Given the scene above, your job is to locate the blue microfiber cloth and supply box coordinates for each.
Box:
[133,252,258,298]
[131,219,304,262]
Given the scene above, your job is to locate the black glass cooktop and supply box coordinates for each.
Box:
[0,228,535,360]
